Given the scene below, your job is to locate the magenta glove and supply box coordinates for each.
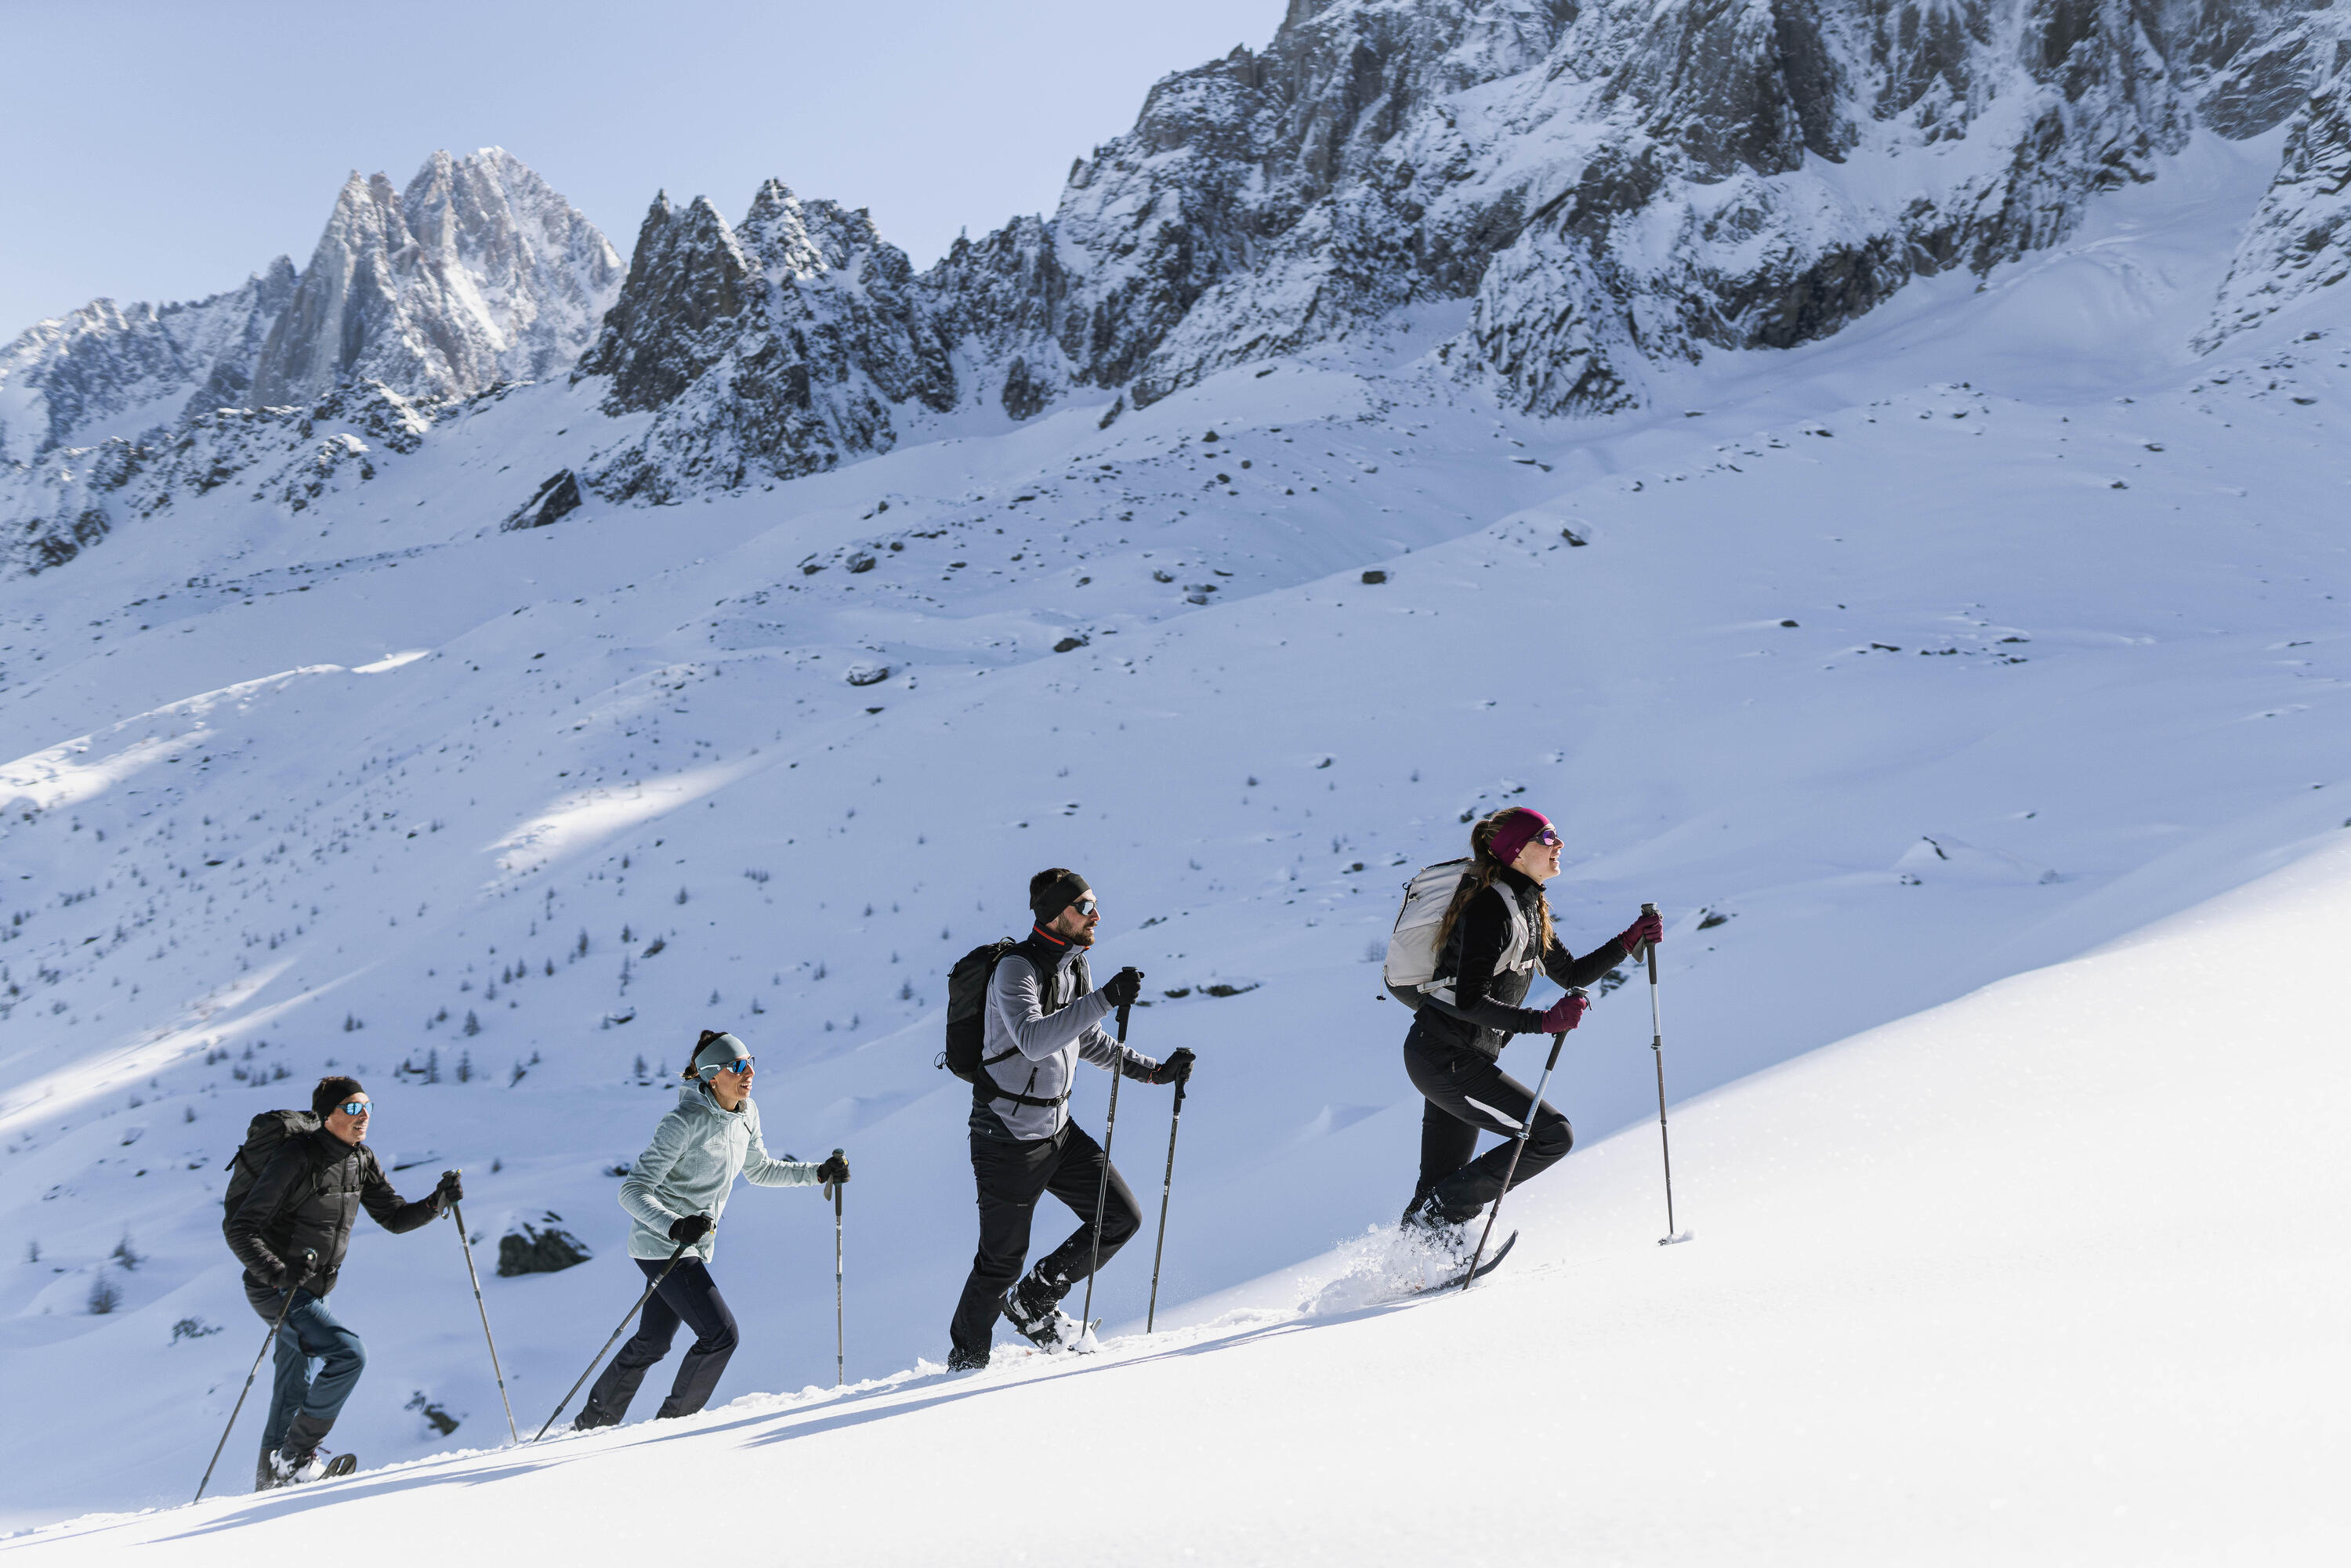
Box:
[1617,910,1664,954]
[1539,991,1589,1034]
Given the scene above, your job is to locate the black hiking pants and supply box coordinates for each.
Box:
[949,1122,1140,1356]
[576,1258,739,1426]
[1404,1022,1574,1222]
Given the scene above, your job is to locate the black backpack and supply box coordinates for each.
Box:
[223,1109,319,1221]
[939,937,1089,1083]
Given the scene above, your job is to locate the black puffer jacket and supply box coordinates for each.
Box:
[1411,867,1627,1060]
[223,1128,441,1294]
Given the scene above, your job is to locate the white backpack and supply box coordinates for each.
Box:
[1382,859,1532,1009]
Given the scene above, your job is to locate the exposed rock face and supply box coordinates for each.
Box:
[496,1214,591,1276]
[0,261,295,464]
[596,0,2336,480]
[252,147,621,407]
[576,180,954,501]
[2204,38,2351,346]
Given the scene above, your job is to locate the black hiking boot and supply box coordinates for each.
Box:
[947,1345,990,1371]
[1001,1271,1082,1350]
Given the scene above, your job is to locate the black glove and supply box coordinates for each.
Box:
[433,1169,465,1208]
[1100,966,1145,1009]
[667,1214,714,1245]
[815,1153,849,1186]
[1149,1047,1196,1086]
[254,1253,292,1291]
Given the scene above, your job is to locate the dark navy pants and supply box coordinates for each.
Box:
[242,1284,366,1476]
[578,1258,740,1425]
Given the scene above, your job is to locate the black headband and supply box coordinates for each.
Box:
[1031,871,1092,924]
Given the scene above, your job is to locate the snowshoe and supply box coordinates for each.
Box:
[1001,1280,1084,1352]
[1407,1229,1518,1294]
[946,1345,990,1372]
[268,1447,327,1486]
[322,1453,357,1480]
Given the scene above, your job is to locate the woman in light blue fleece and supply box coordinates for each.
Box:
[574,1030,849,1429]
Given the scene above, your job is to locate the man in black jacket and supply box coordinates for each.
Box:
[223,1076,458,1487]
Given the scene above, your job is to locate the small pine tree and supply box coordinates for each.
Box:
[111,1232,142,1271]
[87,1274,121,1315]
[899,979,915,1001]
[426,1047,443,1083]
[455,1051,473,1083]
[462,1012,480,1038]
[675,887,690,906]
[24,1239,38,1263]
[632,1054,648,1082]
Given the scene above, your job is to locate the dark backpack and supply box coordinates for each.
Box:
[938,937,1089,1085]
[940,939,1023,1081]
[223,1109,319,1221]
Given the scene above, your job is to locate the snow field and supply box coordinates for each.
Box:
[0,131,2346,1537]
[10,825,2346,1564]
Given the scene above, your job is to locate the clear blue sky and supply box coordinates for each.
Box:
[0,0,1280,333]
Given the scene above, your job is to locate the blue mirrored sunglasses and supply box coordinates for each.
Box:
[338,1100,371,1117]
[699,1057,755,1078]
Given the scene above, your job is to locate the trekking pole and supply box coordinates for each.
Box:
[1643,901,1681,1244]
[828,1150,845,1388]
[532,1238,694,1441]
[448,1197,518,1443]
[194,1248,314,1503]
[1079,1000,1133,1334]
[1461,1030,1569,1291]
[1144,1075,1189,1334]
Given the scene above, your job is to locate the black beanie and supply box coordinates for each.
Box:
[1031,869,1092,925]
[313,1075,364,1117]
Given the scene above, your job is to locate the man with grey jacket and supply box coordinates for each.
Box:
[574,1030,848,1429]
[947,868,1194,1369]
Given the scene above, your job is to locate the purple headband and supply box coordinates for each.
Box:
[1488,808,1553,866]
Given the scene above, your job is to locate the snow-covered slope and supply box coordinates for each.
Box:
[9,778,2346,1563]
[0,122,2345,1535]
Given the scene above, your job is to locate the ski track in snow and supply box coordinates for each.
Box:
[0,134,2345,1552]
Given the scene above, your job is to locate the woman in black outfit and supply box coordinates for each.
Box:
[1402,807,1663,1230]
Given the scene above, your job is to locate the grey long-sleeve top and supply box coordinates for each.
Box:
[973,938,1158,1142]
[618,1083,823,1261]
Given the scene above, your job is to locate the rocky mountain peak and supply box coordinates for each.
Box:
[574,192,755,415]
[251,147,618,408]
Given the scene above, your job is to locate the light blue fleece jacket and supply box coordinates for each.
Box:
[618,1083,823,1262]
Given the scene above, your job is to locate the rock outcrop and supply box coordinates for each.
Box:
[576,180,953,501]
[2203,34,2351,346]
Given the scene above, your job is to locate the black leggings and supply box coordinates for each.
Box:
[1404,1022,1574,1221]
[578,1258,740,1425]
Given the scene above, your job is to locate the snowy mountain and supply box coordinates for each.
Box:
[0,0,2347,1548]
[12,2,2345,568]
[0,148,615,574]
[249,148,621,410]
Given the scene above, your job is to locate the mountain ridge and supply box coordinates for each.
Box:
[2,0,2346,576]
